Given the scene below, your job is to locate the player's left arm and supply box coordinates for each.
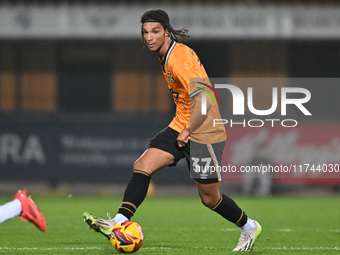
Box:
[173,55,212,146]
[176,88,213,147]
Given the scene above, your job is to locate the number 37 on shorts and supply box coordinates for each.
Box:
[189,141,225,181]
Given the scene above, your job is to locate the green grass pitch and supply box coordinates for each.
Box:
[0,194,339,254]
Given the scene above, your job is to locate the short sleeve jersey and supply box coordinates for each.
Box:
[160,41,226,144]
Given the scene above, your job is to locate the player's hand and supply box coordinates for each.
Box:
[177,127,190,147]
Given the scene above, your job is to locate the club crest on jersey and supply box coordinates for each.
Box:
[168,71,175,83]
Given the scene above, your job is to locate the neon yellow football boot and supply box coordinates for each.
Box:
[83,212,117,240]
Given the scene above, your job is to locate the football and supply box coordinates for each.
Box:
[110,221,144,253]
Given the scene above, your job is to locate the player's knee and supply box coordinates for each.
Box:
[133,158,155,175]
[134,159,145,172]
[200,194,218,209]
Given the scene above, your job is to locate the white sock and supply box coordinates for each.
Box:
[113,213,129,224]
[0,199,22,224]
[240,218,256,232]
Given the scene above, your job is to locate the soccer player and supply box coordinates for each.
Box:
[84,9,261,251]
[0,190,47,231]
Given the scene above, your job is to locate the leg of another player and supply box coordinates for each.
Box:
[0,190,47,231]
[113,148,175,223]
[0,199,22,224]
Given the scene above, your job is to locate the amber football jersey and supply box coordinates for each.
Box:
[160,41,226,144]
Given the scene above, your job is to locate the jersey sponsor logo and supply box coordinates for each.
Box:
[169,88,188,106]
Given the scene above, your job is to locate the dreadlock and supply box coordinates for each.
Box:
[141,9,189,47]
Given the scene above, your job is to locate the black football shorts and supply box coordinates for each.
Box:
[148,126,225,184]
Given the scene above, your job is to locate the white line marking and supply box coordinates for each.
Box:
[260,247,339,251]
[0,247,104,251]
[1,246,339,251]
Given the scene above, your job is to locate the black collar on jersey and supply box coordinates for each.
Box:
[159,40,176,72]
